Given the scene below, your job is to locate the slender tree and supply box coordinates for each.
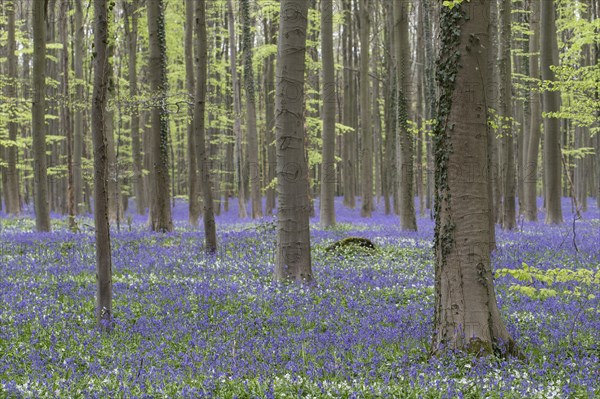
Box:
[241,0,262,218]
[320,0,336,228]
[73,0,84,214]
[274,0,312,283]
[394,0,417,231]
[92,0,113,330]
[432,1,516,355]
[541,0,563,224]
[32,0,51,232]
[359,0,373,217]
[195,0,217,253]
[227,0,248,218]
[5,0,21,215]
[185,0,200,226]
[342,0,356,209]
[147,0,173,231]
[499,0,516,229]
[124,0,145,216]
[524,0,541,221]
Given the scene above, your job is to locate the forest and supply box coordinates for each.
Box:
[0,0,599,397]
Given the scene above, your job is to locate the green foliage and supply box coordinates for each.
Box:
[497,262,599,300]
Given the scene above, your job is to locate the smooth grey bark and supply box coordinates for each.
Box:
[5,0,20,215]
[541,0,563,224]
[394,0,417,231]
[499,0,516,230]
[124,0,145,216]
[524,0,541,221]
[74,0,84,214]
[432,1,515,356]
[227,0,248,218]
[32,0,51,232]
[59,0,75,229]
[92,0,113,331]
[241,0,262,219]
[195,0,217,253]
[147,0,173,231]
[274,0,312,283]
[264,18,277,216]
[342,0,356,209]
[359,0,373,217]
[185,0,200,226]
[320,0,336,228]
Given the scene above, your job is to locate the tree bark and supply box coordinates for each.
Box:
[432,1,515,356]
[124,0,145,216]
[32,0,51,232]
[73,0,84,214]
[196,0,217,253]
[5,0,21,215]
[499,0,516,230]
[524,0,541,221]
[342,0,356,209]
[241,0,263,219]
[147,0,173,232]
[264,18,277,216]
[227,0,248,218]
[359,0,373,217]
[394,0,417,230]
[541,0,563,224]
[320,0,336,228]
[92,0,113,331]
[274,0,312,283]
[59,0,75,229]
[185,0,200,226]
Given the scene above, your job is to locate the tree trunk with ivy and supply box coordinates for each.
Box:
[32,0,51,232]
[394,0,417,231]
[92,0,113,331]
[274,0,312,283]
[147,0,173,232]
[541,0,563,224]
[432,2,516,356]
[320,0,336,228]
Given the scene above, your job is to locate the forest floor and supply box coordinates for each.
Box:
[0,198,599,398]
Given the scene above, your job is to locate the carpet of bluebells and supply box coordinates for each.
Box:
[1,197,599,398]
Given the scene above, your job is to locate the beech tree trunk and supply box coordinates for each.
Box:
[124,0,145,216]
[241,0,263,219]
[320,0,336,228]
[5,0,21,215]
[359,0,373,217]
[264,18,277,216]
[147,0,173,232]
[92,0,113,331]
[195,0,217,252]
[73,0,84,214]
[524,0,541,221]
[394,0,417,231]
[432,2,515,356]
[342,0,356,209]
[274,0,312,283]
[227,0,248,218]
[499,0,516,230]
[185,0,200,226]
[32,0,51,232]
[541,0,563,224]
